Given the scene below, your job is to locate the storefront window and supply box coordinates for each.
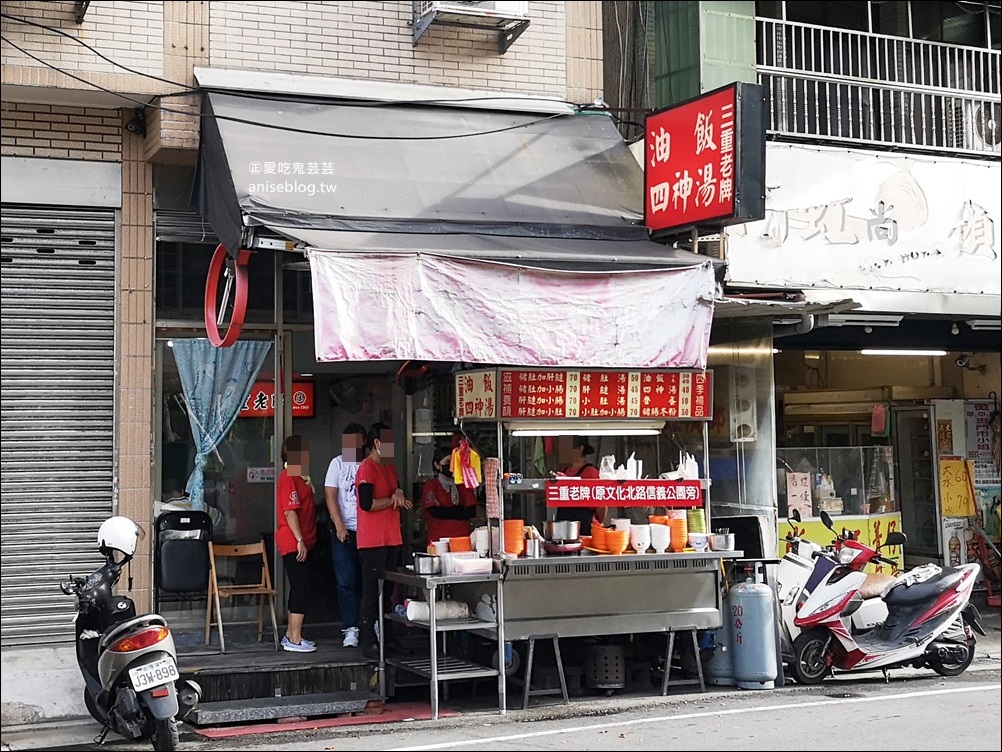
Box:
[777,445,897,518]
[158,338,277,543]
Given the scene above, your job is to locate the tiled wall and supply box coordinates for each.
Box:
[0,101,122,159]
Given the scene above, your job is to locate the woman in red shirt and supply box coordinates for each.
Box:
[422,445,479,546]
[275,435,318,652]
[355,422,412,659]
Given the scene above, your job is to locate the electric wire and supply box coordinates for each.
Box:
[0,34,571,140]
[1,12,596,112]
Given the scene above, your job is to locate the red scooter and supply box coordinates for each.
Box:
[790,511,986,685]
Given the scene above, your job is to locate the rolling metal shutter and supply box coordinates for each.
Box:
[0,205,116,647]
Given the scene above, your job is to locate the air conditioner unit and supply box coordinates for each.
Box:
[949,101,1002,155]
[413,1,530,53]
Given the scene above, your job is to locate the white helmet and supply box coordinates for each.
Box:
[97,516,143,557]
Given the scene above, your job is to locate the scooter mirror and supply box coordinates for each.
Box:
[820,510,834,530]
[884,531,907,548]
[790,509,802,524]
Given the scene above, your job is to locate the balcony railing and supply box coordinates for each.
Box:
[757,18,1001,158]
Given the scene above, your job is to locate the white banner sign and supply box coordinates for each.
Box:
[725,144,1001,297]
[308,252,715,369]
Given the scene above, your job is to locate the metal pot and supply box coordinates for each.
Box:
[543,520,580,542]
[710,533,735,551]
[413,553,441,575]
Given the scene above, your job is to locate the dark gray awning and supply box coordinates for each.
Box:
[193,90,718,272]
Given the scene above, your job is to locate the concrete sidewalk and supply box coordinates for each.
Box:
[3,604,999,751]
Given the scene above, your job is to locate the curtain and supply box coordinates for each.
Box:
[172,338,272,510]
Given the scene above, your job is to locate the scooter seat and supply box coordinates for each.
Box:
[883,566,965,606]
[858,572,898,599]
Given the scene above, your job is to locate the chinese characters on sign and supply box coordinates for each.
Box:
[455,369,498,419]
[965,401,993,461]
[786,472,813,517]
[938,459,976,517]
[240,381,314,418]
[545,480,703,508]
[645,82,765,235]
[723,144,1001,297]
[493,369,713,420]
[501,369,568,419]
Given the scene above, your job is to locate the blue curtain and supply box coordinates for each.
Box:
[172,338,272,510]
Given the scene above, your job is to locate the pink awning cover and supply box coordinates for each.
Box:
[308,252,715,369]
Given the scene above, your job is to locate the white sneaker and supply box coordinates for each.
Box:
[342,627,360,648]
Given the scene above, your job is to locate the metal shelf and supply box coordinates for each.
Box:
[387,613,498,632]
[387,655,499,682]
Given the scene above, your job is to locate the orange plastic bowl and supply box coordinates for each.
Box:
[591,525,608,550]
[605,529,629,555]
[449,536,472,552]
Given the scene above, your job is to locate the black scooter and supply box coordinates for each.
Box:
[62,522,201,750]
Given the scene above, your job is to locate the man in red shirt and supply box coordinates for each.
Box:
[422,444,478,546]
[275,435,318,652]
[355,422,413,659]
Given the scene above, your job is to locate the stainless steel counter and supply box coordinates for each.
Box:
[451,551,742,641]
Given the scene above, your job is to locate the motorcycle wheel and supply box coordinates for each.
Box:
[929,638,975,677]
[150,717,179,752]
[82,689,104,725]
[790,629,832,685]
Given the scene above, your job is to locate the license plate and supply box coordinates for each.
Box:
[128,657,178,691]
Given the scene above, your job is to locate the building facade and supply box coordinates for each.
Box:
[1,0,605,722]
[643,0,1001,563]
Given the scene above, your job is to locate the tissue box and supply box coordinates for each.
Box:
[440,551,480,575]
[452,557,494,575]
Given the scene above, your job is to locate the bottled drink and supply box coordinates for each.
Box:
[948,530,962,568]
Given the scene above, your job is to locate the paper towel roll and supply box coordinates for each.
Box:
[405,599,470,621]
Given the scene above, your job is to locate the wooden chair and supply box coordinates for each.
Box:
[205,540,279,653]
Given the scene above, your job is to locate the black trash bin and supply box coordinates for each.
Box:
[154,510,213,612]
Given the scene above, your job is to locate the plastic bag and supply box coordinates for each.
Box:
[599,454,617,479]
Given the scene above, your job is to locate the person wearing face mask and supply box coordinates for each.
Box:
[355,422,413,660]
[422,444,479,547]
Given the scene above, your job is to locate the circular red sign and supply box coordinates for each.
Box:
[204,243,251,348]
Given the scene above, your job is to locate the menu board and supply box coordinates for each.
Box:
[455,369,499,420]
[476,368,713,421]
[501,369,568,419]
[545,479,703,508]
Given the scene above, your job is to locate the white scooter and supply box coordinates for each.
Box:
[791,525,985,684]
[776,509,894,667]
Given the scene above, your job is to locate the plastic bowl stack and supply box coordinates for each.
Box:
[605,528,630,555]
[503,519,525,556]
[687,508,707,535]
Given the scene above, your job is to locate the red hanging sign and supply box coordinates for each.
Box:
[644,82,766,237]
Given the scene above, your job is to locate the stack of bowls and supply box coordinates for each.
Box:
[687,508,707,535]
[605,528,630,555]
[649,523,671,554]
[667,517,688,552]
[591,525,608,551]
[503,519,525,556]
[629,524,651,554]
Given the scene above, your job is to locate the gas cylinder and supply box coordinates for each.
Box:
[729,577,778,690]
[705,591,736,686]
